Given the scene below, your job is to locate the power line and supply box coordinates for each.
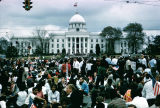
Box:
[104,0,160,7]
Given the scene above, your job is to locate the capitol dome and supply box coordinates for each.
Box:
[69,13,86,24]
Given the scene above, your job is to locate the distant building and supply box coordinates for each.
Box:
[10,13,144,56]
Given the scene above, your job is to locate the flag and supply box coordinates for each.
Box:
[74,2,77,7]
[153,81,160,96]
[152,76,160,96]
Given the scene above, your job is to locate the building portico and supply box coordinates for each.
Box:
[65,36,90,54]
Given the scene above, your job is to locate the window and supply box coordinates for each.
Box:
[52,39,54,42]
[57,39,59,42]
[125,49,127,53]
[101,39,103,42]
[62,39,64,42]
[62,44,64,48]
[52,44,54,48]
[68,43,70,47]
[76,28,79,32]
[96,39,98,42]
[85,43,87,47]
[68,38,70,42]
[57,49,60,53]
[121,42,123,47]
[91,44,93,48]
[85,38,87,42]
[32,42,34,46]
[76,38,79,43]
[124,42,126,47]
[57,44,59,48]
[81,43,83,47]
[85,49,87,53]
[101,44,103,48]
[91,39,93,42]
[121,49,123,53]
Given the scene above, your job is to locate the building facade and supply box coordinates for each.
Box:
[10,13,143,56]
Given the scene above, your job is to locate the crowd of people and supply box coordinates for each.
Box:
[0,54,160,108]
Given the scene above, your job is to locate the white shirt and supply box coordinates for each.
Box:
[112,58,118,65]
[105,57,111,64]
[28,87,33,95]
[12,76,18,83]
[126,59,131,70]
[144,68,151,74]
[45,82,51,93]
[76,80,81,90]
[127,96,149,108]
[142,80,156,99]
[94,102,108,108]
[73,61,80,71]
[16,91,28,106]
[48,90,60,103]
[25,93,36,105]
[42,86,47,95]
[79,61,84,68]
[0,101,6,108]
[86,63,93,71]
[141,58,147,67]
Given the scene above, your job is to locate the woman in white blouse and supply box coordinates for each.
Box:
[48,84,60,108]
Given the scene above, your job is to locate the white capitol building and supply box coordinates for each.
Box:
[11,12,143,56]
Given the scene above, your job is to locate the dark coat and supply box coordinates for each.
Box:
[67,90,83,108]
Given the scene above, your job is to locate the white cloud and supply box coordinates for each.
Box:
[1,0,160,34]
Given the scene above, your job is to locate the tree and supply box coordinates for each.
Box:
[0,45,4,54]
[33,27,47,55]
[0,37,9,54]
[6,46,18,58]
[123,23,145,54]
[100,26,122,54]
[96,44,100,56]
[147,35,160,54]
[153,35,160,46]
[35,46,43,56]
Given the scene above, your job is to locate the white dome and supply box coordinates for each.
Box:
[69,13,85,24]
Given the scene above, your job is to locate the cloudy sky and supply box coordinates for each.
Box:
[0,0,160,37]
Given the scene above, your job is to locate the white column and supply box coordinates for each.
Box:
[71,37,72,54]
[79,37,81,54]
[83,37,85,54]
[66,37,68,54]
[75,37,76,54]
[87,38,89,53]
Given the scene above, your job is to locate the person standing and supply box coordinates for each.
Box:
[96,61,106,86]
[73,58,80,75]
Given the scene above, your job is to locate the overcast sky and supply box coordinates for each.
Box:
[0,0,160,37]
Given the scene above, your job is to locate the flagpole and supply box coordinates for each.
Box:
[74,2,78,14]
